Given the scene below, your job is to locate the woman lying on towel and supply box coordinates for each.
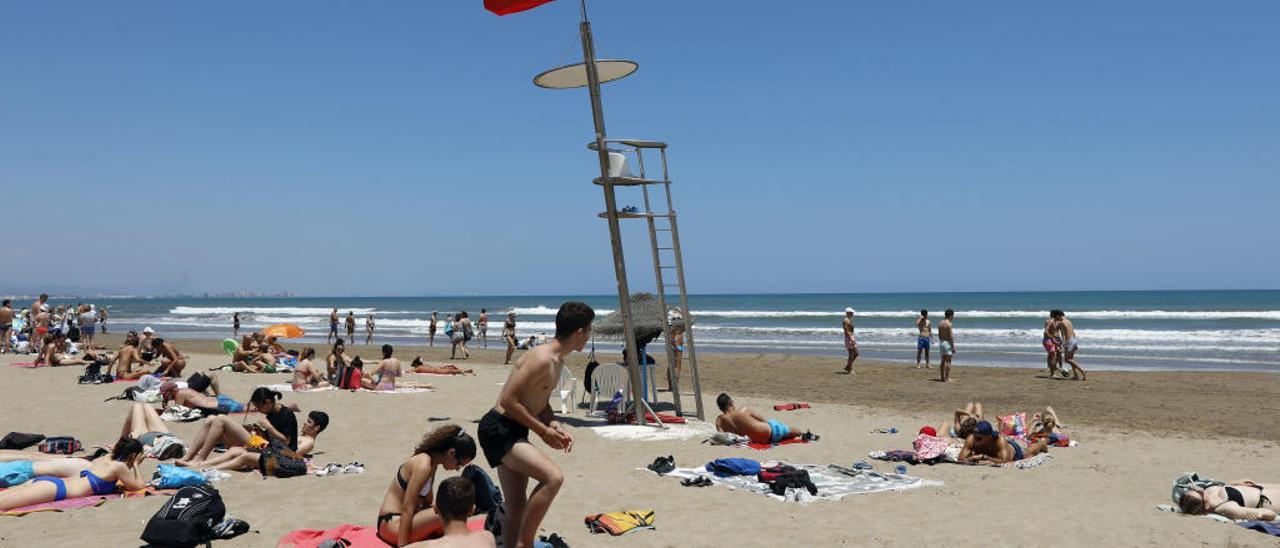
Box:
[0,454,96,488]
[1178,480,1278,521]
[33,332,98,367]
[957,420,1049,464]
[0,438,147,510]
[376,424,477,546]
[409,356,474,376]
[180,387,300,463]
[118,402,187,460]
[177,411,328,471]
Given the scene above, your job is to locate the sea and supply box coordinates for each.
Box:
[39,290,1280,373]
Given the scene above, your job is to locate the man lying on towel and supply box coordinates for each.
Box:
[715,393,817,445]
[957,420,1049,464]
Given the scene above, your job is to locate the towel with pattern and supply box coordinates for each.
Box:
[647,462,941,503]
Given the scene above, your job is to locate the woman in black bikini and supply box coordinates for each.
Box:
[376,424,476,547]
[1179,480,1278,521]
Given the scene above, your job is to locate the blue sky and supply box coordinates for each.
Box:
[2,1,1276,296]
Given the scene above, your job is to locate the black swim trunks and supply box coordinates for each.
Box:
[478,409,529,468]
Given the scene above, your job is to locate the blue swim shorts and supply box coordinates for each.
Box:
[766,419,790,444]
[917,337,931,351]
[216,394,245,413]
[0,460,35,487]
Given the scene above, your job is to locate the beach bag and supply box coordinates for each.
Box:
[997,413,1028,438]
[912,434,949,461]
[152,463,207,489]
[38,436,82,455]
[444,322,454,336]
[463,322,473,341]
[147,436,190,461]
[336,365,362,390]
[258,440,307,478]
[140,484,226,548]
[462,464,505,541]
[705,458,760,477]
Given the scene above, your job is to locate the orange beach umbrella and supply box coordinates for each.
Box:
[262,323,305,339]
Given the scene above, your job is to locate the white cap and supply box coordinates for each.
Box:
[845,307,855,314]
[142,327,155,335]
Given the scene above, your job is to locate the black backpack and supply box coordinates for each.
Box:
[68,324,81,343]
[141,484,226,548]
[258,439,308,478]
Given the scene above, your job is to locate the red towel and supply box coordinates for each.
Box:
[626,412,686,425]
[278,518,486,547]
[747,438,809,451]
[772,403,811,411]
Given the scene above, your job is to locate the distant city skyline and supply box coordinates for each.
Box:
[2,2,1275,295]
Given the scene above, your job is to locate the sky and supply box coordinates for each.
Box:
[1,1,1276,296]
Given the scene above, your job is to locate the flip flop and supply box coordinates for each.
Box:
[852,461,873,470]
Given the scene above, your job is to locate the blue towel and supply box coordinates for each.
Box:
[1239,520,1280,536]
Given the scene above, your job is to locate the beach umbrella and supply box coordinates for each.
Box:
[262,323,305,339]
[594,293,690,349]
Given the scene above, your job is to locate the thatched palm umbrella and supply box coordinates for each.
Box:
[594,293,689,350]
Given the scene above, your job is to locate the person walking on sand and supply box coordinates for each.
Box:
[1055,310,1086,381]
[346,311,356,343]
[366,312,376,345]
[478,308,489,349]
[0,299,14,354]
[477,302,592,548]
[232,312,240,337]
[939,309,956,382]
[328,308,340,344]
[502,312,517,365]
[842,308,858,374]
[915,310,932,369]
[428,311,438,347]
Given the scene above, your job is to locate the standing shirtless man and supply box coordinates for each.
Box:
[0,300,14,354]
[477,302,591,548]
[328,308,339,344]
[478,308,489,348]
[345,311,356,343]
[1055,310,1086,381]
[938,309,956,382]
[428,311,438,347]
[915,310,932,369]
[842,308,858,374]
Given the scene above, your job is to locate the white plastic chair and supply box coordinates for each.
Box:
[589,364,628,416]
[554,366,578,415]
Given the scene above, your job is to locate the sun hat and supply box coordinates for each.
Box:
[142,327,155,335]
[844,307,854,314]
[918,426,937,437]
[974,420,997,438]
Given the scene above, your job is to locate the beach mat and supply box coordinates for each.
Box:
[0,487,173,517]
[277,517,486,547]
[773,403,811,411]
[260,384,337,394]
[9,362,40,368]
[649,463,941,503]
[748,438,809,451]
[591,421,715,442]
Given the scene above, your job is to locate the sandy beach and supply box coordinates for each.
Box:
[1,335,1277,547]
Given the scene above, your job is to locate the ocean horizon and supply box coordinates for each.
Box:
[18,289,1279,374]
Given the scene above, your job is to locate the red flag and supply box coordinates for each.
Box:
[485,0,556,16]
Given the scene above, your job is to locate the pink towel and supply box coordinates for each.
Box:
[278,517,486,547]
[0,487,172,517]
[747,438,809,451]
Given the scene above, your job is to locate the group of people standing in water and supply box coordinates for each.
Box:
[840,308,1085,382]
